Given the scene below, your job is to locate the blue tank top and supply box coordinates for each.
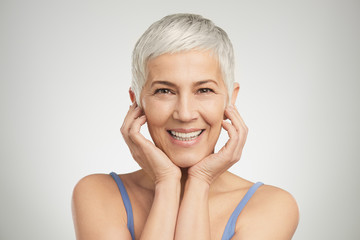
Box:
[110,172,263,240]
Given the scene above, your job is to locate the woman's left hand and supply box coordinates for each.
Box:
[188,104,248,185]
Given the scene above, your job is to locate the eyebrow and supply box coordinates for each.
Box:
[151,79,218,88]
[194,80,219,86]
[151,81,177,88]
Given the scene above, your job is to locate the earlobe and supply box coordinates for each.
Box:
[231,83,240,105]
[129,88,136,103]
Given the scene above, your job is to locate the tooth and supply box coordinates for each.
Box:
[170,130,202,141]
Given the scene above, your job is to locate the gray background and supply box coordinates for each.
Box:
[1,0,359,239]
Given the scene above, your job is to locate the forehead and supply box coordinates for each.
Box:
[145,50,224,86]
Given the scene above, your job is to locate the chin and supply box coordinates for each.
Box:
[173,161,198,169]
[168,152,208,168]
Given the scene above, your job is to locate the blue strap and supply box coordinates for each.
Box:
[221,182,264,240]
[110,172,135,240]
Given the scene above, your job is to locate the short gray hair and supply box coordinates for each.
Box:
[131,13,235,105]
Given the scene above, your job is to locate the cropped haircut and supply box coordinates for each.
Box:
[131,13,235,105]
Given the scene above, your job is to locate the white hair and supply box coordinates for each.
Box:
[131,13,235,105]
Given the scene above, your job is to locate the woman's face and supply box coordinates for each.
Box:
[139,50,234,168]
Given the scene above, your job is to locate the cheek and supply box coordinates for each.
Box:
[145,110,163,127]
[143,99,172,128]
[199,99,226,130]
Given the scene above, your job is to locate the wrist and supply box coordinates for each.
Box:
[155,177,181,191]
[154,178,181,201]
[186,175,211,192]
[155,171,181,184]
[187,169,213,186]
[153,167,182,185]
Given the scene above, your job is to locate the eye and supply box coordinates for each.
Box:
[197,88,214,94]
[154,88,172,94]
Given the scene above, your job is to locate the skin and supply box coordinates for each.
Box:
[72,50,299,240]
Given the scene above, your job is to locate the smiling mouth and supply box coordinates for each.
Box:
[168,130,204,141]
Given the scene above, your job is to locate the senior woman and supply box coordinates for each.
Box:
[72,14,299,240]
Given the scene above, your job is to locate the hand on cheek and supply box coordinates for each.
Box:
[121,102,181,184]
[188,104,248,185]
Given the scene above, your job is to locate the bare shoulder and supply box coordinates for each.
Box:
[72,173,132,240]
[235,183,299,240]
[73,173,118,198]
[72,174,121,212]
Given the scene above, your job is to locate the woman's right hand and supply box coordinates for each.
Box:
[120,102,181,184]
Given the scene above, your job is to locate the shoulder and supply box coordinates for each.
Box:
[72,173,132,240]
[73,173,116,195]
[72,173,121,209]
[235,183,299,240]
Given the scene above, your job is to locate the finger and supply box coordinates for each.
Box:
[223,114,247,149]
[225,105,248,134]
[128,115,150,145]
[229,105,248,130]
[126,103,143,122]
[121,104,144,136]
[221,119,246,164]
[224,106,242,131]
[121,102,137,131]
[232,107,248,132]
[220,120,239,152]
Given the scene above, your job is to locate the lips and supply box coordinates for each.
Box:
[168,130,204,141]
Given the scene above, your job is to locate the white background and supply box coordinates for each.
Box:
[1,0,359,239]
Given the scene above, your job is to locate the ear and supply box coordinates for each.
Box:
[129,88,136,103]
[230,82,240,105]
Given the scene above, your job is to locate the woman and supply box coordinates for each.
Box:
[72,13,299,240]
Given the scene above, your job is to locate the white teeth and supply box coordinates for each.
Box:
[170,130,202,141]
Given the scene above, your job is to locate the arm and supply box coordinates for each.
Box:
[174,176,211,239]
[121,102,182,240]
[175,105,248,239]
[72,174,181,240]
[140,179,181,240]
[72,103,181,240]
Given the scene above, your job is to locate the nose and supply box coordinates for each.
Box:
[172,94,198,122]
